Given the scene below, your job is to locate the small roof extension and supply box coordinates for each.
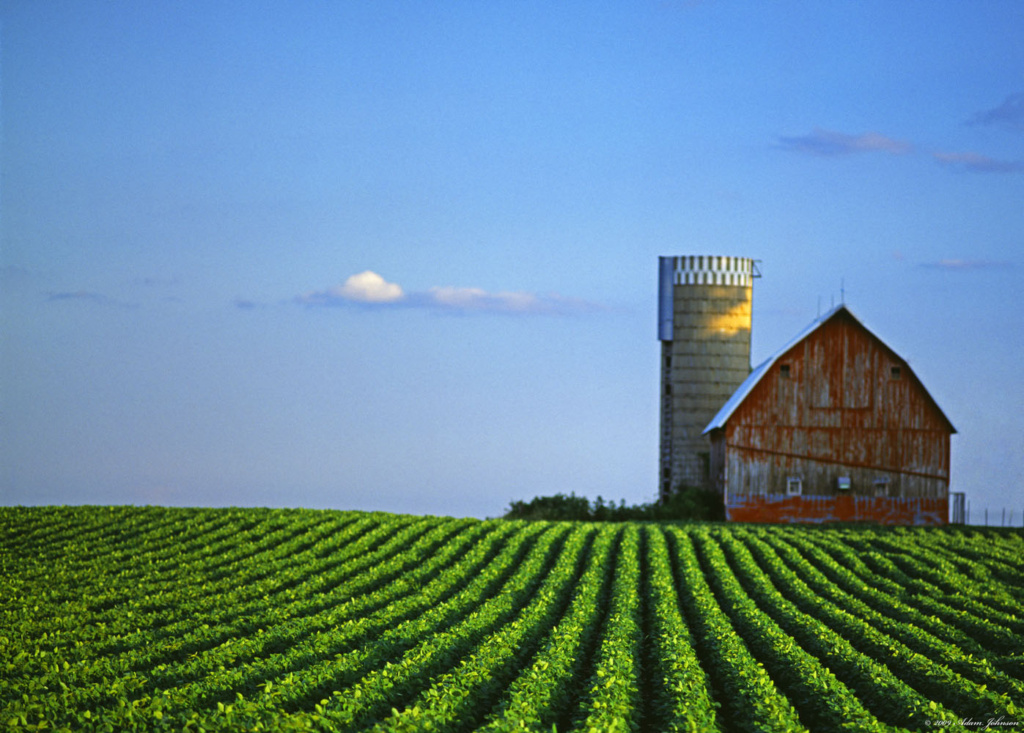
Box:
[702,304,956,435]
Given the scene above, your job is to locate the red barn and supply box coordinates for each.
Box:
[704,305,955,525]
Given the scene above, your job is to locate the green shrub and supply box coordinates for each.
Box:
[503,487,724,522]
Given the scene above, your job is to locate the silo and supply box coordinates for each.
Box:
[658,255,758,501]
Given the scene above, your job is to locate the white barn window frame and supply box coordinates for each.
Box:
[786,476,803,496]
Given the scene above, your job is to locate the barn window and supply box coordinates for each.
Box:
[890,366,901,380]
[873,477,890,497]
[786,477,802,496]
[836,476,852,491]
[779,364,791,379]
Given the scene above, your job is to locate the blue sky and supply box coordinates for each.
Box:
[2,1,1022,522]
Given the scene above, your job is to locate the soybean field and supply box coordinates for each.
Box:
[3,507,1023,732]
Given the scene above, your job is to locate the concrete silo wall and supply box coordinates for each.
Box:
[659,256,754,501]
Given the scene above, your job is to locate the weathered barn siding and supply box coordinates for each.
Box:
[706,306,955,525]
[720,446,949,499]
[725,494,949,525]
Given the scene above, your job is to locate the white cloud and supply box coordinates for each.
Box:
[298,270,405,306]
[777,128,912,157]
[933,151,1024,174]
[919,259,1013,271]
[47,290,137,309]
[333,271,405,303]
[969,92,1024,132]
[777,127,1024,176]
[425,286,601,314]
[427,286,546,313]
[295,272,600,315]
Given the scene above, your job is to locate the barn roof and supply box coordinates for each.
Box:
[703,303,956,434]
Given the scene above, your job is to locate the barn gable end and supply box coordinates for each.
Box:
[704,305,954,525]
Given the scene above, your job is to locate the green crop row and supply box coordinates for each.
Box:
[571,524,642,732]
[664,526,807,732]
[693,529,896,732]
[476,524,618,732]
[763,530,1024,707]
[3,506,1023,733]
[734,529,1014,724]
[641,525,717,732]
[365,523,597,732]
